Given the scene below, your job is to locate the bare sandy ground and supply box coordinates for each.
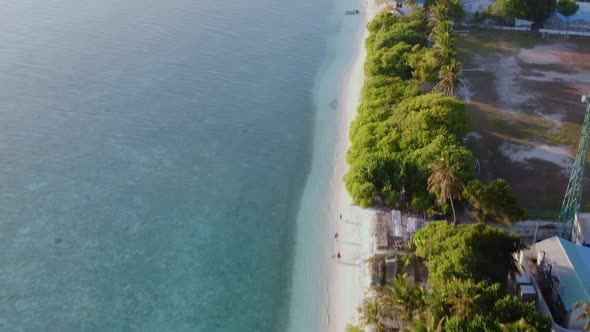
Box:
[327,1,380,331]
[457,31,590,214]
[498,142,572,176]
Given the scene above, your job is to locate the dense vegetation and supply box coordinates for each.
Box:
[349,223,552,331]
[345,3,542,331]
[557,0,580,16]
[415,223,551,331]
[344,1,526,224]
[424,0,464,20]
[463,179,527,224]
[345,8,474,213]
[413,222,517,282]
[485,0,556,23]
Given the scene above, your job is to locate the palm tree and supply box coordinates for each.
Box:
[427,153,465,224]
[434,59,463,97]
[574,301,590,331]
[405,0,417,8]
[444,278,485,320]
[430,20,453,43]
[448,290,480,319]
[500,318,537,332]
[345,324,364,332]
[433,25,455,51]
[359,297,390,332]
[424,289,449,324]
[385,274,425,320]
[409,315,446,332]
[429,4,449,30]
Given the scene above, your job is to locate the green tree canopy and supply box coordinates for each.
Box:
[365,42,413,77]
[408,46,440,83]
[488,0,556,23]
[426,0,464,21]
[493,296,552,331]
[414,222,519,282]
[345,2,474,216]
[394,93,469,139]
[557,0,579,16]
[463,179,526,224]
[350,7,550,332]
[345,93,472,209]
[345,152,403,208]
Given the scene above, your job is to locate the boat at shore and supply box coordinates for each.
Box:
[345,9,360,15]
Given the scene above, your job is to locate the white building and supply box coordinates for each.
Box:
[535,237,590,330]
[574,213,590,246]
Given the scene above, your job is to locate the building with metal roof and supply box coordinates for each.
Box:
[535,236,590,330]
[574,213,590,246]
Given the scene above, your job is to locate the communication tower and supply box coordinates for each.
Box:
[558,95,590,241]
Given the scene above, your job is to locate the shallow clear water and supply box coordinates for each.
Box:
[0,0,363,331]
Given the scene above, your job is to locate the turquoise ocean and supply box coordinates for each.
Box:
[0,0,365,331]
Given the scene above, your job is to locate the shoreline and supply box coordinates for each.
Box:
[327,1,380,331]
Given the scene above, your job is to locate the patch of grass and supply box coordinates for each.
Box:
[489,117,512,133]
[523,193,590,219]
[482,109,563,147]
[457,33,507,59]
[545,134,566,146]
[558,122,585,150]
[456,31,590,213]
[459,29,546,53]
[526,208,560,220]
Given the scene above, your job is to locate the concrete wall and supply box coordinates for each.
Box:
[540,28,590,37]
[479,24,531,31]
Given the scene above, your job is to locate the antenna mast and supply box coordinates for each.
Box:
[557,95,590,241]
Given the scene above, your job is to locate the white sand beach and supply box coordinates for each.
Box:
[327,1,381,331]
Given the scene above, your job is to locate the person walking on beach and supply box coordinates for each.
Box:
[337,252,341,261]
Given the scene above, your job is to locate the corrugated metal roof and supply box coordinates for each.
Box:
[520,284,536,294]
[535,236,590,310]
[578,2,590,21]
[516,274,532,284]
